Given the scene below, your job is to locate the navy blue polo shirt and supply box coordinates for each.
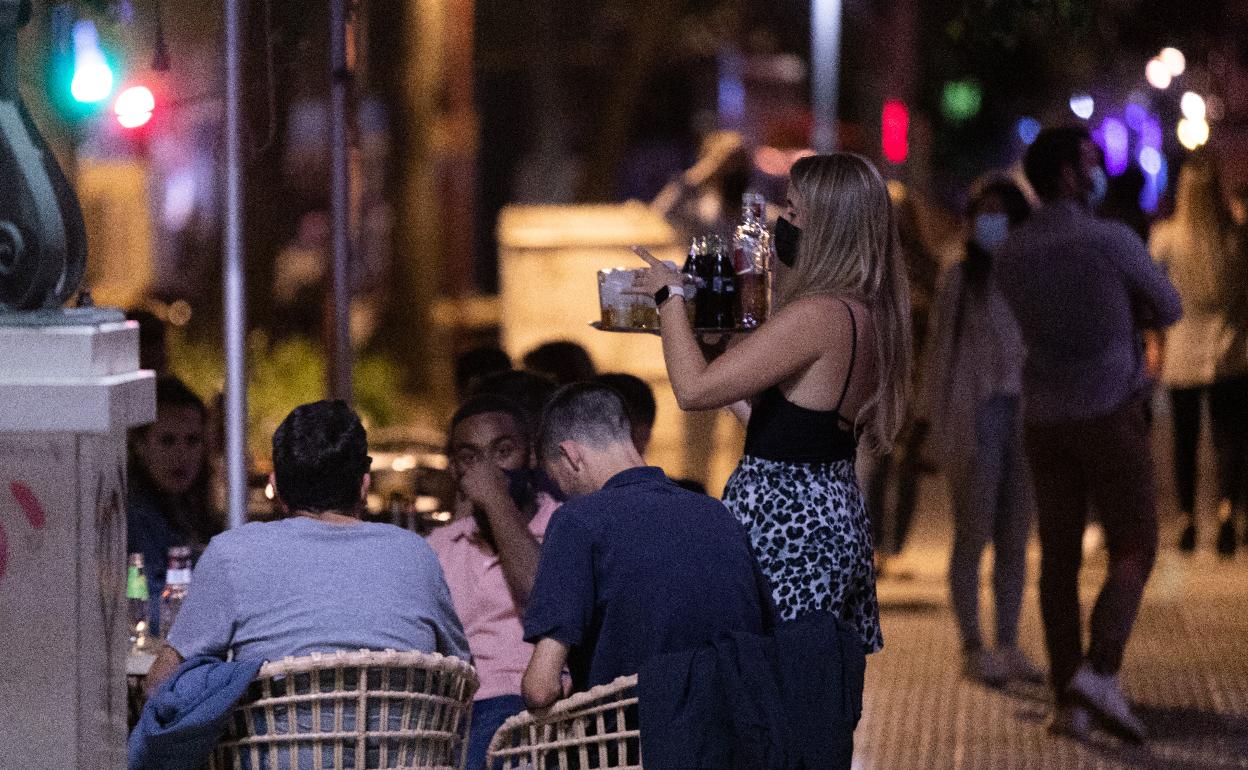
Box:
[524,466,775,691]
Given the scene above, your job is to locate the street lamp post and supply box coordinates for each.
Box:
[223,0,247,529]
[811,0,842,153]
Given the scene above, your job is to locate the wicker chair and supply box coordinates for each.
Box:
[485,675,640,770]
[208,649,480,770]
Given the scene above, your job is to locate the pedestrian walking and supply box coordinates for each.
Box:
[995,126,1181,742]
[1149,153,1248,555]
[923,179,1043,687]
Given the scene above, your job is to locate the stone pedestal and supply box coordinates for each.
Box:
[497,203,745,491]
[0,313,155,770]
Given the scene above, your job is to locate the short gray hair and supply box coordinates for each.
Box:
[537,383,633,462]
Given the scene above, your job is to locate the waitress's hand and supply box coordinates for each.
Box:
[625,245,684,296]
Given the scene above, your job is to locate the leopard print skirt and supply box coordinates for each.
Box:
[723,454,883,653]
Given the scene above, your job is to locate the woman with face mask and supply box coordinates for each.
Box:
[632,153,912,673]
[919,179,1042,686]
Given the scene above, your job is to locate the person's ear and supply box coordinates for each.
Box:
[359,472,372,502]
[559,440,584,474]
[1060,163,1082,196]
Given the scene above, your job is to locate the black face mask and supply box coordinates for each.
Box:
[774,217,802,267]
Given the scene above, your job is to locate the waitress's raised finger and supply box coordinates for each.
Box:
[630,245,665,268]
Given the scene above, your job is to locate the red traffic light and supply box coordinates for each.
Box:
[114,86,155,129]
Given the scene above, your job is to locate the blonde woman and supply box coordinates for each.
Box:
[1150,153,1248,555]
[632,153,912,655]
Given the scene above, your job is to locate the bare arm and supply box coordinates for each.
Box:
[144,643,185,698]
[459,463,543,604]
[522,637,570,711]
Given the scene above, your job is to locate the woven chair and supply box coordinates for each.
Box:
[208,649,480,770]
[486,675,640,770]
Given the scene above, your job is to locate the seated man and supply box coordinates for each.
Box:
[521,384,774,708]
[146,400,469,694]
[428,395,561,770]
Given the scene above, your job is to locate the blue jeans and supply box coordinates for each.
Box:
[466,694,526,770]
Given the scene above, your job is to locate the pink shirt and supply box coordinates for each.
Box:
[426,493,558,700]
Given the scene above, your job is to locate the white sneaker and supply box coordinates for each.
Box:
[1048,704,1091,740]
[997,646,1046,684]
[1068,664,1147,742]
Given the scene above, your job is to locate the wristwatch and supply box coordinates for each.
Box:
[654,284,686,308]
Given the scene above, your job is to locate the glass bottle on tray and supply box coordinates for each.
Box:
[732,192,772,328]
[705,237,738,330]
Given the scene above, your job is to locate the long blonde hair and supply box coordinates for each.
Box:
[778,152,912,454]
[1164,153,1232,311]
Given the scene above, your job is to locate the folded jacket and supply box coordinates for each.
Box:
[638,611,865,770]
[128,655,263,770]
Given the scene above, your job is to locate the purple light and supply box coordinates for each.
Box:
[1141,116,1163,151]
[1124,103,1147,132]
[1141,154,1168,214]
[1101,118,1129,176]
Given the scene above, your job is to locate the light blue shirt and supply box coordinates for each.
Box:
[995,201,1182,423]
[166,517,470,663]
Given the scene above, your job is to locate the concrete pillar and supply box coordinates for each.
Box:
[0,312,155,770]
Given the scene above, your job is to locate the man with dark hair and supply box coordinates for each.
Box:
[427,394,562,770]
[521,340,597,386]
[996,126,1181,742]
[592,372,657,454]
[454,345,512,401]
[521,384,774,709]
[469,369,559,436]
[145,400,469,694]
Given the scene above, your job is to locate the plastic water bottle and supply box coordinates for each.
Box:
[160,546,192,639]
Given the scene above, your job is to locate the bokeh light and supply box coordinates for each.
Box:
[1159,47,1186,76]
[1177,118,1210,151]
[1138,147,1162,176]
[1124,103,1147,132]
[1100,117,1129,176]
[942,80,982,122]
[1145,58,1172,90]
[1180,92,1206,122]
[1069,93,1095,120]
[1016,117,1041,145]
[70,21,114,104]
[114,85,155,129]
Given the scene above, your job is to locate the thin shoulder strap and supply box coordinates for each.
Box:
[834,298,859,413]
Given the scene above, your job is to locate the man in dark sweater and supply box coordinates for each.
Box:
[521,384,774,708]
[995,126,1181,743]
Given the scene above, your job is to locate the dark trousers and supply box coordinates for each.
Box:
[1170,378,1248,515]
[866,419,928,555]
[1025,397,1159,702]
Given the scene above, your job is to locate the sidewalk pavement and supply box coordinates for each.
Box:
[854,473,1248,769]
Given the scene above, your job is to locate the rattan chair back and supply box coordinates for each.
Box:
[485,675,640,770]
[208,649,479,770]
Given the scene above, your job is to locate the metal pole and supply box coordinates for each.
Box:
[223,0,248,529]
[328,0,353,402]
[811,0,842,153]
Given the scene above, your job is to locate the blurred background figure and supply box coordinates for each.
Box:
[127,375,222,635]
[923,179,1042,687]
[592,372,657,455]
[469,370,559,437]
[455,345,513,402]
[651,130,754,243]
[1149,153,1248,555]
[125,308,170,375]
[521,340,597,386]
[863,182,940,569]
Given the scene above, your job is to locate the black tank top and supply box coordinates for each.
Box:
[743,300,859,464]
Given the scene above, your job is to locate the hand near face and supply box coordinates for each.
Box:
[457,460,514,513]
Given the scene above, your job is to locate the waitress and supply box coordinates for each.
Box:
[632,152,911,655]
